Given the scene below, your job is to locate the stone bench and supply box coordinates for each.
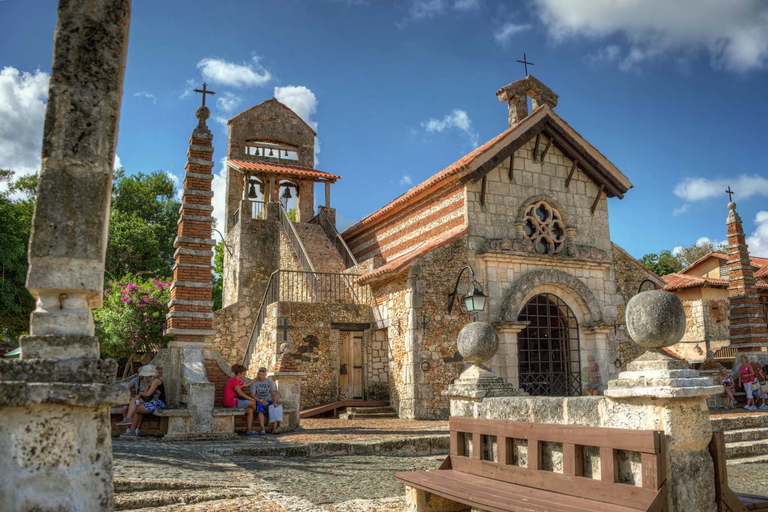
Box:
[397,417,668,512]
[110,406,244,438]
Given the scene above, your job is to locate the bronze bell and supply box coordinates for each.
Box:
[247,183,257,199]
[281,187,292,200]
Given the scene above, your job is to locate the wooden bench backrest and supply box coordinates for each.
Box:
[448,417,665,510]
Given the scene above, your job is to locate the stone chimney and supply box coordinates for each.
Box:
[496,75,559,127]
[726,201,768,355]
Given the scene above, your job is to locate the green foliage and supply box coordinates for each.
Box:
[640,250,683,276]
[106,170,180,280]
[288,207,297,222]
[212,241,224,311]
[0,170,36,341]
[94,278,171,363]
[674,240,727,268]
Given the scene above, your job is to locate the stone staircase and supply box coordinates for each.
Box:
[711,411,768,465]
[338,405,398,420]
[293,223,346,273]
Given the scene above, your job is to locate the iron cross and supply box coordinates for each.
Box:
[279,317,293,341]
[516,53,534,76]
[726,186,735,202]
[193,82,216,107]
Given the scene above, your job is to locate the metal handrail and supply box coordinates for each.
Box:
[312,207,358,269]
[243,270,279,370]
[277,202,317,300]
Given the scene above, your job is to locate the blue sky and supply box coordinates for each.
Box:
[2,0,768,259]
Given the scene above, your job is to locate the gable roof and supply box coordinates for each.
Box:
[342,105,632,239]
[681,251,768,275]
[662,272,768,291]
[227,98,318,136]
[228,160,340,181]
[611,242,666,288]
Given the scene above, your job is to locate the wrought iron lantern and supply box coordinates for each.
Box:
[447,265,488,315]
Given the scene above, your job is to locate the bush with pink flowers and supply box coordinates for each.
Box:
[95,277,171,362]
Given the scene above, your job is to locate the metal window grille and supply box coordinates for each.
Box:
[517,293,582,397]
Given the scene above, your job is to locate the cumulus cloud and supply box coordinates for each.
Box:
[166,172,183,201]
[274,85,321,166]
[533,0,768,72]
[421,109,479,147]
[0,67,48,181]
[216,91,242,113]
[399,0,479,25]
[400,175,413,186]
[211,158,228,232]
[747,211,768,256]
[114,154,122,170]
[494,22,532,45]
[672,237,723,257]
[674,174,768,202]
[197,56,272,88]
[133,91,157,104]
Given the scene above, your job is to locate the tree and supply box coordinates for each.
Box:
[105,170,180,280]
[674,240,727,268]
[212,241,224,311]
[0,170,36,341]
[640,250,683,276]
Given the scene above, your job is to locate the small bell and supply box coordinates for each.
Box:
[281,187,292,200]
[255,148,261,156]
[247,183,257,199]
[268,148,274,157]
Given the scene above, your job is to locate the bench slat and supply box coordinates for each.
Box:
[398,470,646,512]
[450,455,659,510]
[450,417,661,454]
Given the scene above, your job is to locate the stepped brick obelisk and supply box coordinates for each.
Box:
[726,195,768,357]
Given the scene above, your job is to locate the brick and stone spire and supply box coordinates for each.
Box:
[726,201,768,351]
[165,105,216,342]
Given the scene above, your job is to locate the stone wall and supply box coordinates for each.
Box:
[367,329,391,400]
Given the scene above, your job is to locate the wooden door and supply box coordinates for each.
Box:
[339,331,364,400]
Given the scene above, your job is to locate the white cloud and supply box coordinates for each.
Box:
[695,236,723,248]
[400,175,413,186]
[672,203,690,216]
[133,91,157,104]
[180,79,197,99]
[197,56,272,88]
[421,109,479,147]
[747,211,768,256]
[494,22,532,45]
[0,67,49,182]
[533,0,768,72]
[114,154,122,170]
[211,158,228,232]
[672,245,684,257]
[166,172,183,201]
[453,0,480,11]
[216,91,241,113]
[674,174,768,202]
[398,0,479,26]
[274,85,321,167]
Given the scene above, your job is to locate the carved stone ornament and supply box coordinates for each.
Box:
[521,201,566,255]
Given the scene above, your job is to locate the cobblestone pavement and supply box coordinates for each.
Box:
[260,418,447,444]
[727,463,768,497]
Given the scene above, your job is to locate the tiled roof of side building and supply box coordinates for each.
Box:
[227,160,341,181]
[356,225,467,284]
[663,272,768,291]
[680,251,768,275]
[341,105,632,239]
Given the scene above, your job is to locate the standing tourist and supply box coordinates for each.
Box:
[751,360,768,410]
[739,355,757,411]
[249,367,281,435]
[223,364,258,435]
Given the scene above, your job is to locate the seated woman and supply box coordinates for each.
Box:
[119,363,149,430]
[223,364,258,436]
[719,367,736,409]
[118,364,166,436]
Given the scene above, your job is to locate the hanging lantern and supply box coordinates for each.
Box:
[247,183,257,199]
[281,186,292,200]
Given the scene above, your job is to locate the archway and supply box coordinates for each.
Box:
[517,293,581,396]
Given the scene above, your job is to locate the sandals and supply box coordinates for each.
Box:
[246,430,258,436]
[273,429,282,435]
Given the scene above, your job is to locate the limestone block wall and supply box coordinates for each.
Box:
[344,182,465,263]
[367,329,391,400]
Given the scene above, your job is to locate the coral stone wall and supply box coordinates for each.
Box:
[367,329,391,400]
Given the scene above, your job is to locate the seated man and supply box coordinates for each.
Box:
[249,367,280,435]
[117,364,166,436]
[223,364,258,435]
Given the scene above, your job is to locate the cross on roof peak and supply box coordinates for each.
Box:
[516,53,534,77]
[193,82,216,107]
[726,186,735,202]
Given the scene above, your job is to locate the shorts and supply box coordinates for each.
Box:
[744,381,754,395]
[257,400,273,415]
[236,399,251,409]
[586,382,600,391]
[144,399,166,413]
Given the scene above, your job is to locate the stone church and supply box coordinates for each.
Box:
[210,76,662,419]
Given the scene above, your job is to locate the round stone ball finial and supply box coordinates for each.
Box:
[728,202,736,211]
[625,290,686,349]
[457,322,499,365]
[196,106,211,121]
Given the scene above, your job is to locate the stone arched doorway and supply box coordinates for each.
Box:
[517,293,581,396]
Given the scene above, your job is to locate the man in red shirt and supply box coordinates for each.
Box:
[223,364,258,435]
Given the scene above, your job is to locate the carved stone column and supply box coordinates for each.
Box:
[0,2,131,510]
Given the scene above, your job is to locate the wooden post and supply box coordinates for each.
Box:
[591,184,605,214]
[565,160,578,188]
[508,154,515,182]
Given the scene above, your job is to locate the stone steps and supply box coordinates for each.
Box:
[293,223,345,273]
[724,427,768,443]
[114,486,255,510]
[727,453,768,466]
[725,438,768,459]
[712,412,768,431]
[338,405,398,420]
[712,411,768,465]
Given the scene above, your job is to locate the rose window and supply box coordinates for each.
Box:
[522,201,566,255]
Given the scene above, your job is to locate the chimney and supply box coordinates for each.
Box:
[496,75,559,127]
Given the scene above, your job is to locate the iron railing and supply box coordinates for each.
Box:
[311,207,358,269]
[278,202,318,301]
[251,200,265,220]
[242,269,369,369]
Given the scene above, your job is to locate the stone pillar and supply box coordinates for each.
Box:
[325,181,331,208]
[163,106,217,434]
[491,320,528,386]
[444,322,526,417]
[605,291,721,512]
[268,176,276,203]
[0,1,131,510]
[726,201,768,360]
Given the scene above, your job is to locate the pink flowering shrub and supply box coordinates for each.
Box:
[95,277,171,362]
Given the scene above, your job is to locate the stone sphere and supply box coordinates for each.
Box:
[196,106,211,120]
[626,290,686,348]
[457,322,499,364]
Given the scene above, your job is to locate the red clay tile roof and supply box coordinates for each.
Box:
[757,264,768,279]
[227,98,317,136]
[341,105,632,239]
[228,160,340,181]
[663,272,768,291]
[681,251,768,275]
[357,225,467,284]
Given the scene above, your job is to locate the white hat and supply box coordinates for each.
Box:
[138,364,158,377]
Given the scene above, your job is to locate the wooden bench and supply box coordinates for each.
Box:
[396,417,668,512]
[709,430,768,511]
